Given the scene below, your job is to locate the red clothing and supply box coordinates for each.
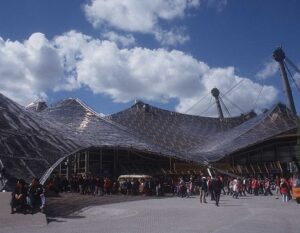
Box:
[280,182,289,195]
[251,179,256,189]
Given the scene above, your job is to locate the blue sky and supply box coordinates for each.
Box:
[0,0,299,116]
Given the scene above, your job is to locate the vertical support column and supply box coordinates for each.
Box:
[74,153,77,175]
[247,153,250,165]
[85,150,89,176]
[113,148,118,178]
[260,149,263,174]
[247,153,251,176]
[59,163,62,177]
[77,153,80,174]
[66,158,69,180]
[260,149,264,174]
[169,157,172,172]
[274,144,278,163]
[100,149,103,176]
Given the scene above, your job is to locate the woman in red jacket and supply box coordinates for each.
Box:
[280,179,289,202]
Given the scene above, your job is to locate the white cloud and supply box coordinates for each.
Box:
[102,31,136,47]
[84,0,200,32]
[0,31,278,116]
[204,0,228,11]
[290,62,300,87]
[83,0,200,45]
[154,27,190,46]
[256,60,278,79]
[294,73,300,87]
[0,33,66,104]
[176,67,278,116]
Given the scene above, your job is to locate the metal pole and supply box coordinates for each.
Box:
[85,151,89,176]
[113,149,118,178]
[66,159,69,180]
[59,163,62,177]
[78,153,80,174]
[211,88,224,119]
[74,154,77,174]
[100,149,103,176]
[273,48,297,115]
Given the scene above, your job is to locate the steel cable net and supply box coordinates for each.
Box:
[109,101,263,159]
[0,92,298,182]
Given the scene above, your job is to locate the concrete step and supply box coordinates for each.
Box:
[0,192,47,230]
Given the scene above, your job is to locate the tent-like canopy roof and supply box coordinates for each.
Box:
[0,93,298,182]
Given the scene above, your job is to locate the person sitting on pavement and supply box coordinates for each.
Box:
[27,177,45,213]
[10,179,28,214]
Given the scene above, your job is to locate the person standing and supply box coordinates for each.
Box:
[212,176,222,206]
[199,177,207,203]
[264,178,273,196]
[179,178,186,198]
[220,176,226,195]
[275,176,280,194]
[280,178,289,202]
[232,178,239,198]
[187,178,193,197]
[207,176,215,201]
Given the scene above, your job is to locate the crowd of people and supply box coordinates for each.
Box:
[9,173,298,214]
[10,177,45,214]
[44,174,296,202]
[44,174,166,197]
[196,175,297,206]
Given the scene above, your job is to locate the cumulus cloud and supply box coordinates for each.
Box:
[0,31,278,116]
[154,27,190,46]
[84,0,200,45]
[256,60,279,79]
[176,67,278,116]
[102,31,136,47]
[0,33,66,104]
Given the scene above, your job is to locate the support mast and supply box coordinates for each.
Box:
[211,88,224,120]
[273,48,297,115]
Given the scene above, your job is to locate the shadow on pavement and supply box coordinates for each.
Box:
[45,193,171,222]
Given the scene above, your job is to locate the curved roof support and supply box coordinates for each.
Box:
[39,147,85,185]
[39,146,203,185]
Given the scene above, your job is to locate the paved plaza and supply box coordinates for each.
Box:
[1,192,300,233]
